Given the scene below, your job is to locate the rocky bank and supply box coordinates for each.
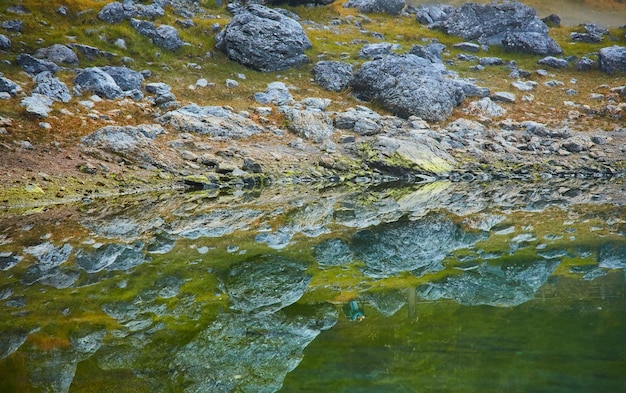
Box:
[0,0,625,208]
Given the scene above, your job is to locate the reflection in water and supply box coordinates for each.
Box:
[1,179,626,392]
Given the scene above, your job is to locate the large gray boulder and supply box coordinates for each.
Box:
[350,54,465,121]
[414,3,455,25]
[130,19,184,51]
[312,61,353,92]
[16,54,59,75]
[343,0,405,15]
[98,1,138,23]
[436,1,562,55]
[34,44,78,66]
[74,67,124,99]
[32,72,72,103]
[216,5,311,72]
[101,66,144,91]
[599,46,626,74]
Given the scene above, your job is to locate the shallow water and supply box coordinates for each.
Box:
[1,179,625,392]
[410,0,626,27]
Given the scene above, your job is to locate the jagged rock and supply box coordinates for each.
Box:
[363,290,407,317]
[571,32,603,43]
[136,3,165,19]
[130,19,184,51]
[350,54,464,121]
[344,0,405,15]
[352,212,485,278]
[242,158,263,173]
[16,54,59,75]
[76,242,149,273]
[575,57,595,71]
[0,330,29,359]
[101,66,144,91]
[32,72,72,103]
[312,61,353,92]
[74,67,124,99]
[283,108,334,143]
[71,44,117,60]
[1,20,24,32]
[542,14,561,27]
[354,117,381,136]
[315,239,353,267]
[453,78,490,98]
[0,76,22,96]
[21,94,53,117]
[408,43,446,63]
[599,46,626,74]
[216,5,311,72]
[467,97,506,117]
[492,92,516,103]
[537,56,569,68]
[358,42,394,58]
[437,1,562,55]
[158,104,265,139]
[334,106,380,129]
[418,259,560,307]
[220,256,311,313]
[0,34,11,50]
[23,242,73,271]
[598,241,626,270]
[583,23,609,36]
[253,81,295,105]
[34,44,78,66]
[98,1,138,23]
[414,3,455,25]
[145,82,176,105]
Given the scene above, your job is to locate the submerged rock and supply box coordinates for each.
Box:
[75,242,149,273]
[216,5,311,72]
[315,238,353,267]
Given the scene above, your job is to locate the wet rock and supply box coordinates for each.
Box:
[76,242,148,273]
[221,256,311,313]
[101,66,144,91]
[20,94,53,118]
[146,233,176,254]
[599,46,626,74]
[418,259,560,306]
[172,305,336,393]
[0,76,22,96]
[358,42,394,58]
[216,5,311,72]
[598,241,626,270]
[32,72,72,103]
[74,67,124,99]
[467,97,506,117]
[0,252,22,271]
[158,104,265,139]
[34,44,78,66]
[537,56,569,68]
[16,54,59,75]
[70,329,106,354]
[0,34,10,50]
[352,212,486,278]
[350,54,464,121]
[408,42,446,63]
[570,265,608,281]
[414,3,455,25]
[254,81,295,105]
[0,330,29,359]
[354,117,381,136]
[315,238,353,267]
[437,1,562,55]
[344,0,405,15]
[130,19,184,51]
[283,108,334,143]
[168,208,263,239]
[363,290,406,317]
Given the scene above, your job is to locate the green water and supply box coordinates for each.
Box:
[0,180,625,392]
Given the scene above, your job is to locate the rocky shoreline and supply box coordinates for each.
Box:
[0,0,625,209]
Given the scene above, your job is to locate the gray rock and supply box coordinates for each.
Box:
[216,5,311,72]
[358,42,394,58]
[354,117,381,136]
[453,78,490,97]
[363,290,407,317]
[101,66,144,91]
[598,241,626,270]
[0,330,29,359]
[71,43,117,60]
[20,94,53,117]
[575,57,595,71]
[418,259,560,307]
[253,81,295,105]
[32,72,72,103]
[315,239,353,267]
[74,67,124,99]
[0,76,22,96]
[1,19,24,32]
[0,34,11,50]
[407,43,446,63]
[583,23,609,36]
[479,57,504,66]
[414,3,455,25]
[34,44,78,66]
[130,19,184,51]
[56,5,69,16]
[0,252,22,271]
[438,1,562,55]
[511,80,538,91]
[23,242,73,271]
[453,42,480,52]
[350,54,465,121]
[352,212,486,278]
[136,3,165,19]
[344,0,405,15]
[145,82,176,105]
[221,256,311,313]
[98,1,138,23]
[284,108,334,143]
[76,242,148,273]
[158,104,265,139]
[570,32,603,43]
[467,97,506,117]
[537,56,569,68]
[16,54,59,75]
[599,46,626,74]
[492,91,516,103]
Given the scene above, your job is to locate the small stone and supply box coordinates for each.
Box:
[38,122,52,130]
[511,80,538,91]
[492,92,516,103]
